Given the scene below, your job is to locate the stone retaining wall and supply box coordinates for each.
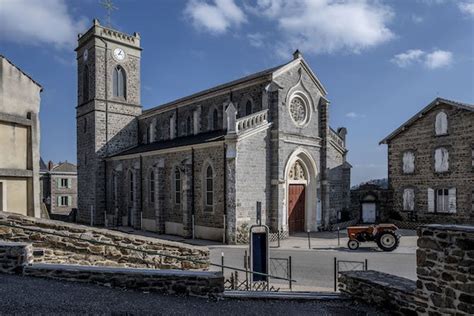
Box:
[0,241,33,274]
[0,211,209,270]
[417,225,473,315]
[339,224,473,315]
[24,264,223,297]
[339,270,423,315]
[0,241,223,297]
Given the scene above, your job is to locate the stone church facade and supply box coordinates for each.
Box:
[75,20,350,243]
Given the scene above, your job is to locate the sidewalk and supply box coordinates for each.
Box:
[112,227,417,254]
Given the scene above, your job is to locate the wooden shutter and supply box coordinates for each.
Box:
[67,179,71,189]
[57,179,60,189]
[57,196,61,206]
[427,188,435,213]
[448,188,456,213]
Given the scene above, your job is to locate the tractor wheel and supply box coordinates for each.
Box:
[376,231,399,252]
[347,239,360,250]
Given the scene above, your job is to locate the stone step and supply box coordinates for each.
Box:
[223,290,349,301]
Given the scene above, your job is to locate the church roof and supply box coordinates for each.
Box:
[141,53,327,119]
[109,130,226,159]
[379,97,474,144]
[0,55,43,91]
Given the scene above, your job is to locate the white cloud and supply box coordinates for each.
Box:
[391,49,425,67]
[184,0,246,35]
[391,49,453,69]
[411,14,424,23]
[346,112,366,119]
[247,32,264,47]
[0,0,87,49]
[248,0,395,55]
[458,1,474,16]
[424,50,453,69]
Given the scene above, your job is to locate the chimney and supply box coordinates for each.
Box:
[48,161,54,171]
[337,127,347,142]
[293,49,303,60]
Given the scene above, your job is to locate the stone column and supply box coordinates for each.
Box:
[319,98,330,229]
[225,136,237,244]
[182,158,193,238]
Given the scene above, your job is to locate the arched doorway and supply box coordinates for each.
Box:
[288,161,307,233]
[283,149,319,234]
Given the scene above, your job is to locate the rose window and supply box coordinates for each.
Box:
[290,97,307,124]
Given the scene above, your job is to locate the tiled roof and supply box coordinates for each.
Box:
[109,130,226,158]
[51,162,77,173]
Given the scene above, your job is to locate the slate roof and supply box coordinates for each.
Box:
[0,55,43,91]
[39,158,48,173]
[379,97,474,144]
[51,162,77,173]
[109,130,226,158]
[141,61,291,117]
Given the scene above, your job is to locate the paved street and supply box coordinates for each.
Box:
[208,229,417,291]
[0,274,384,315]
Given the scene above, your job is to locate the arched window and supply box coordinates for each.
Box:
[113,66,126,98]
[212,109,219,130]
[402,151,415,174]
[245,100,252,116]
[434,147,449,172]
[83,65,89,102]
[435,112,448,135]
[129,170,135,202]
[205,165,213,206]
[174,167,181,204]
[186,116,192,135]
[149,170,155,204]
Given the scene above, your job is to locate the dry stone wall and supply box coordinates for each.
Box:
[339,224,473,315]
[0,241,33,274]
[0,211,209,270]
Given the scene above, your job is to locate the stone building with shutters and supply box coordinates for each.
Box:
[380,97,474,224]
[40,160,77,216]
[75,20,351,243]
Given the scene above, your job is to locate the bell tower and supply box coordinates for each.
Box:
[75,19,142,225]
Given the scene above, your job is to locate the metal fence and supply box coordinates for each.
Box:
[333,257,367,291]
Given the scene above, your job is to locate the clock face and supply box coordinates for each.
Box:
[83,49,88,61]
[113,48,125,61]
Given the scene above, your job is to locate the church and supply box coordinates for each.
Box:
[76,20,351,243]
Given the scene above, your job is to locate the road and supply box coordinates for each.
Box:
[0,274,384,315]
[209,244,416,291]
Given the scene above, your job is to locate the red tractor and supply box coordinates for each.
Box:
[347,224,400,252]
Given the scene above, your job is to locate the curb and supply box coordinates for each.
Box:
[223,291,350,301]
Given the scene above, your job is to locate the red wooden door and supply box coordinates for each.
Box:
[288,184,305,234]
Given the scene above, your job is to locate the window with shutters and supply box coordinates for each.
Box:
[59,196,70,206]
[430,188,456,213]
[174,167,181,205]
[113,66,126,98]
[403,188,415,211]
[435,111,448,136]
[402,151,415,174]
[434,147,449,173]
[205,165,213,207]
[59,178,69,188]
[436,189,449,213]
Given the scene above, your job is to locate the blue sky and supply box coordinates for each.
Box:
[1,0,473,185]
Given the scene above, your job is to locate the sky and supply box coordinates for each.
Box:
[0,0,473,186]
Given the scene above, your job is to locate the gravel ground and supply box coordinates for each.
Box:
[0,274,385,315]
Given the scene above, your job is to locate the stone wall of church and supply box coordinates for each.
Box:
[138,83,267,144]
[234,128,271,234]
[106,143,226,240]
[387,103,474,224]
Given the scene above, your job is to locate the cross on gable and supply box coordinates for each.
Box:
[100,0,118,27]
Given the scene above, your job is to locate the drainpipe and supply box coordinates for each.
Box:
[140,155,144,230]
[223,143,227,243]
[191,147,195,239]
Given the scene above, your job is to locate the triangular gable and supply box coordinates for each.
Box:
[379,97,474,144]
